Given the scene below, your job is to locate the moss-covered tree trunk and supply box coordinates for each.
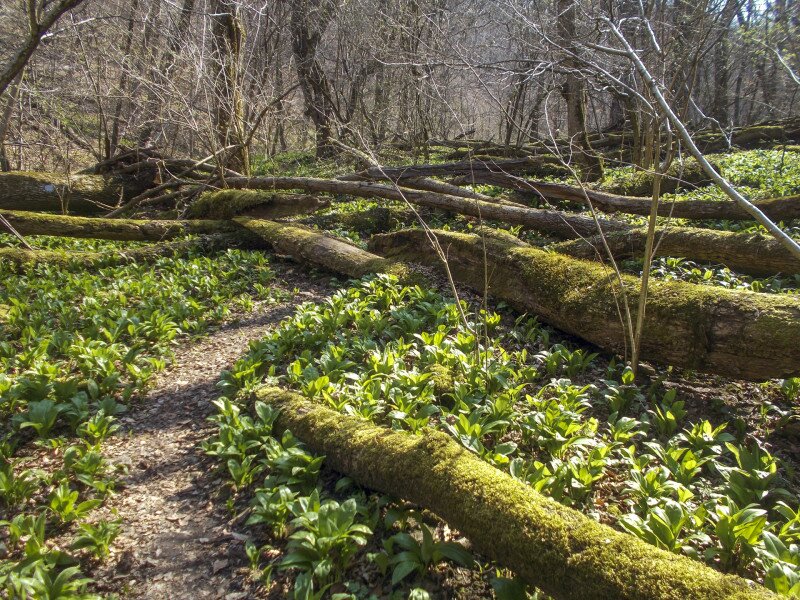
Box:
[369,229,800,380]
[0,234,252,271]
[552,226,800,276]
[234,217,412,279]
[0,171,153,215]
[257,387,775,600]
[2,210,244,241]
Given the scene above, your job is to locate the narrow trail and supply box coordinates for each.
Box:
[94,282,327,599]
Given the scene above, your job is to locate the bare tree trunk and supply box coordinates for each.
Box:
[289,0,337,157]
[209,0,249,174]
[557,0,603,180]
[0,71,23,171]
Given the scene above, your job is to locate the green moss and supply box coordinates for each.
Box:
[304,205,416,236]
[188,189,278,219]
[371,228,800,380]
[3,210,240,242]
[257,387,775,600]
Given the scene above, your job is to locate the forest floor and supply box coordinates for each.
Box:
[91,266,333,599]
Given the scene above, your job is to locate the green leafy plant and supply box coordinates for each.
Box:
[383,523,473,585]
[47,482,101,524]
[70,519,121,559]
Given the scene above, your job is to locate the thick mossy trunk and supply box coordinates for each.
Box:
[186,189,329,220]
[301,205,418,236]
[234,217,413,280]
[0,171,154,215]
[2,210,245,242]
[694,119,800,153]
[552,226,800,276]
[257,387,775,600]
[0,234,254,271]
[369,229,800,380]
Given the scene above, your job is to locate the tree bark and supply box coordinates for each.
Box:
[0,172,154,215]
[552,226,800,276]
[368,228,800,380]
[289,0,338,157]
[209,0,249,174]
[223,175,630,238]
[233,216,411,280]
[556,0,603,180]
[256,387,774,600]
[0,210,243,241]
[449,172,800,221]
[341,156,568,181]
[186,189,329,219]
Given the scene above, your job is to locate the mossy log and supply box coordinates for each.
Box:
[186,189,329,220]
[342,174,525,206]
[256,387,774,600]
[1,210,244,242]
[552,226,800,276]
[369,229,800,380]
[694,119,800,153]
[301,205,418,235]
[0,234,254,271]
[233,217,412,280]
[584,118,800,155]
[455,173,800,221]
[0,171,154,215]
[224,175,629,239]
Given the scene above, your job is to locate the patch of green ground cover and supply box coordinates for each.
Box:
[618,257,800,295]
[0,237,281,598]
[217,274,800,597]
[599,149,800,198]
[0,233,149,253]
[252,151,348,179]
[204,397,490,599]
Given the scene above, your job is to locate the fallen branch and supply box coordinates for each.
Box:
[0,234,255,271]
[339,156,569,180]
[233,217,411,280]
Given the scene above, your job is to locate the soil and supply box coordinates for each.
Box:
[91,265,335,599]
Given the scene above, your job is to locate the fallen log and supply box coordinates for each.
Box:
[257,387,774,600]
[186,189,329,220]
[0,171,154,215]
[0,234,256,271]
[449,172,800,221]
[1,210,243,242]
[339,156,569,180]
[340,174,527,207]
[233,217,412,280]
[224,176,629,239]
[301,205,418,235]
[552,227,800,276]
[369,229,800,380]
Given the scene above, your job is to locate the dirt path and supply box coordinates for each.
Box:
[95,282,328,599]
